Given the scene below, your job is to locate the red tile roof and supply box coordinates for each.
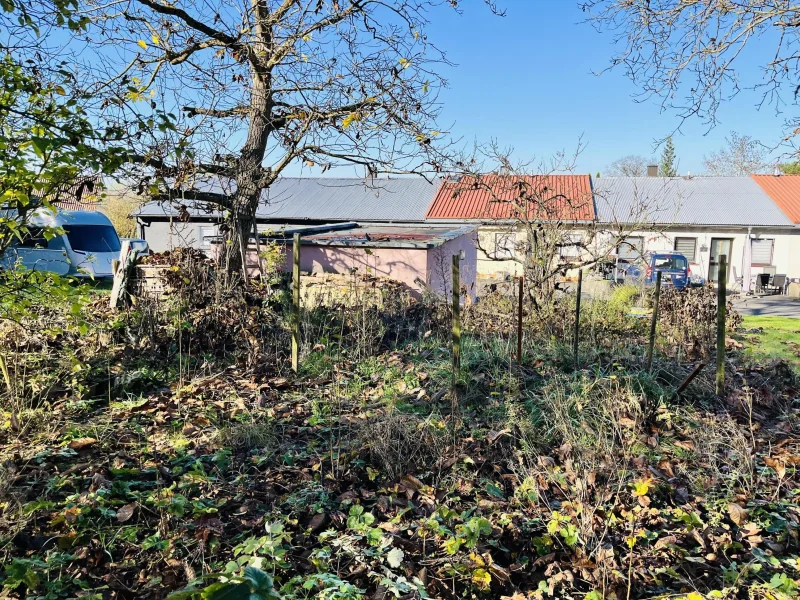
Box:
[751,174,800,223]
[36,175,103,212]
[425,174,595,221]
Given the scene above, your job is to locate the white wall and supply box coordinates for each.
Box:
[140,220,283,254]
[600,227,800,283]
[474,223,800,284]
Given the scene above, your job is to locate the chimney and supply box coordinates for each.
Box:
[647,165,658,177]
[774,165,782,176]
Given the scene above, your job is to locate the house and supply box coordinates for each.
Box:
[424,174,595,279]
[133,177,441,253]
[751,174,800,225]
[593,176,800,290]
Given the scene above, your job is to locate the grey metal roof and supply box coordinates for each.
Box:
[133,177,441,222]
[593,177,794,227]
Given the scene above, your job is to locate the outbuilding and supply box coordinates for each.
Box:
[243,222,478,300]
[133,177,442,253]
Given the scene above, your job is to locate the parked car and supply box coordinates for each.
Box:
[618,253,692,290]
[0,209,123,278]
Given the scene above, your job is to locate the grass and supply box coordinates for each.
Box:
[2,277,799,599]
[739,315,800,368]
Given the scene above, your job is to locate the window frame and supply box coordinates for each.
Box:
[493,232,515,259]
[199,225,219,248]
[750,238,775,267]
[673,237,697,262]
[559,233,583,259]
[617,236,644,262]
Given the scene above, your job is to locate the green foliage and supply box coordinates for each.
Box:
[779,161,800,175]
[0,52,124,254]
[659,136,678,177]
[0,264,89,325]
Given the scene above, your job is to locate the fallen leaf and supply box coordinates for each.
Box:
[728,503,748,526]
[69,437,97,450]
[117,503,136,523]
[386,547,404,568]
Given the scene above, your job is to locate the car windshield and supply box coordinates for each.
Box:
[65,225,121,253]
[653,255,687,271]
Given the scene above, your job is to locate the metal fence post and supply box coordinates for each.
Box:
[517,275,524,365]
[452,254,461,387]
[716,254,727,396]
[573,269,583,369]
[292,233,301,373]
[646,270,662,371]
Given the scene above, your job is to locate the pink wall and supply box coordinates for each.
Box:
[426,231,478,301]
[285,246,430,293]
[238,232,478,299]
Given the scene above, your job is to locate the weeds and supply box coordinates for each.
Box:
[1,263,798,600]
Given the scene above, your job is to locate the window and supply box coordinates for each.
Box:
[560,234,583,258]
[673,237,697,262]
[751,238,774,266]
[64,225,121,253]
[199,226,218,248]
[494,232,514,259]
[617,236,644,262]
[653,255,687,270]
[19,227,47,248]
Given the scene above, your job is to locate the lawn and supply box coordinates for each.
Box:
[739,315,800,368]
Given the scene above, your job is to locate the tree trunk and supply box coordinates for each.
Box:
[222,7,271,278]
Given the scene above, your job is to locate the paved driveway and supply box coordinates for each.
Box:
[733,295,800,318]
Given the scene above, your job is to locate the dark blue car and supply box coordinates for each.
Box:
[621,253,691,289]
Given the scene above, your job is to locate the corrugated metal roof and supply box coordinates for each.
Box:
[751,174,800,224]
[425,174,594,221]
[133,177,440,222]
[295,224,475,249]
[593,177,794,227]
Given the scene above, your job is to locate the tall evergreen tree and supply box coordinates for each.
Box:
[659,136,678,177]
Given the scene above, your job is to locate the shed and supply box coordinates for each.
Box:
[133,177,443,253]
[239,222,478,300]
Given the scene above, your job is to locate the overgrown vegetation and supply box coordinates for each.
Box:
[1,255,798,600]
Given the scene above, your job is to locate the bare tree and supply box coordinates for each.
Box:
[606,154,650,177]
[582,1,800,140]
[450,143,658,311]
[703,131,769,177]
[78,0,501,276]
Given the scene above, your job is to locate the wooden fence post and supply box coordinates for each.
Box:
[291,233,301,373]
[573,269,583,369]
[716,254,727,396]
[517,275,524,365]
[452,254,461,387]
[646,270,662,371]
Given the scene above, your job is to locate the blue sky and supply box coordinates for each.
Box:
[419,1,792,176]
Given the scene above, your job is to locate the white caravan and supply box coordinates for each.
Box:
[1,209,123,278]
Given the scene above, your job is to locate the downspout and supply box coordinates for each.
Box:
[743,227,752,294]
